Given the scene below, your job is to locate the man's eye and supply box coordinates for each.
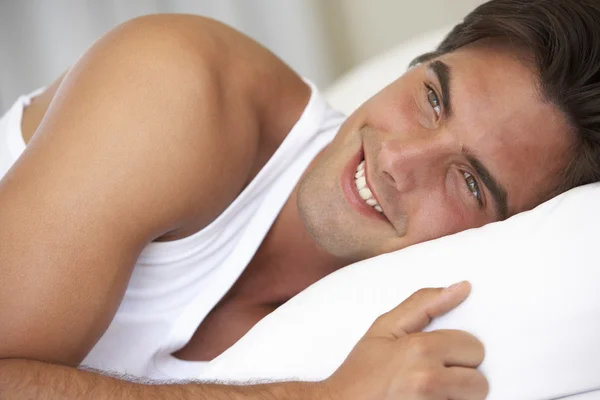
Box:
[463,172,482,205]
[426,86,442,118]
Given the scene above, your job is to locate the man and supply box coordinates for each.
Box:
[1,0,599,398]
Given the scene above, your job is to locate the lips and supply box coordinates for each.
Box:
[342,146,389,223]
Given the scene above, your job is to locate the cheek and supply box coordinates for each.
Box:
[405,190,483,244]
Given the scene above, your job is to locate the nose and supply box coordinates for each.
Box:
[378,133,459,192]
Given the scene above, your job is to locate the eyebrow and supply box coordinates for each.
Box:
[428,60,453,118]
[463,147,509,221]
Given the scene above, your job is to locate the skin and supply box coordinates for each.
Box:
[297,42,572,262]
[0,12,571,400]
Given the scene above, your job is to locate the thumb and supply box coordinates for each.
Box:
[367,281,471,340]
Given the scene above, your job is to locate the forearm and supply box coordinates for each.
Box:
[0,359,327,400]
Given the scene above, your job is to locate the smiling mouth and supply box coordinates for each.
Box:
[354,158,385,216]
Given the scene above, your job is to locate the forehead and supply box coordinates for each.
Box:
[434,44,573,214]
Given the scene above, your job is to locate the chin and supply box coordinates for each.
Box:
[296,146,390,262]
[299,205,410,263]
[297,194,376,262]
[297,175,354,260]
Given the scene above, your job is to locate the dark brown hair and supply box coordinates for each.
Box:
[412,0,600,198]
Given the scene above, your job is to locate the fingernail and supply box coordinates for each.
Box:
[446,281,466,291]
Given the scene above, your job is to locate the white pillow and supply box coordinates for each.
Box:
[198,183,600,399]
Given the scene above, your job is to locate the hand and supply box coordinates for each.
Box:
[323,281,488,400]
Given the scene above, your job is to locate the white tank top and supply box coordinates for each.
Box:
[0,81,346,379]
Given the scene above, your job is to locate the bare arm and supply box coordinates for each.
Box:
[0,14,308,366]
[0,359,323,400]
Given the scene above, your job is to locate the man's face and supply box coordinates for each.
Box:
[297,43,573,262]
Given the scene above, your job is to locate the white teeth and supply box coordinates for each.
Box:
[358,187,373,200]
[354,159,384,215]
[355,176,367,190]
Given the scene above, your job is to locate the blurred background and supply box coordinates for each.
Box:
[0,0,483,113]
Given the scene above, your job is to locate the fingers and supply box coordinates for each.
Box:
[444,366,489,400]
[408,366,488,400]
[424,281,471,319]
[367,281,471,339]
[405,330,485,368]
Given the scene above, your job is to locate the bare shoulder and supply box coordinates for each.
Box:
[0,14,309,364]
[22,13,311,237]
[26,14,310,148]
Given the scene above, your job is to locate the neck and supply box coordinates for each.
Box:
[245,184,348,304]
